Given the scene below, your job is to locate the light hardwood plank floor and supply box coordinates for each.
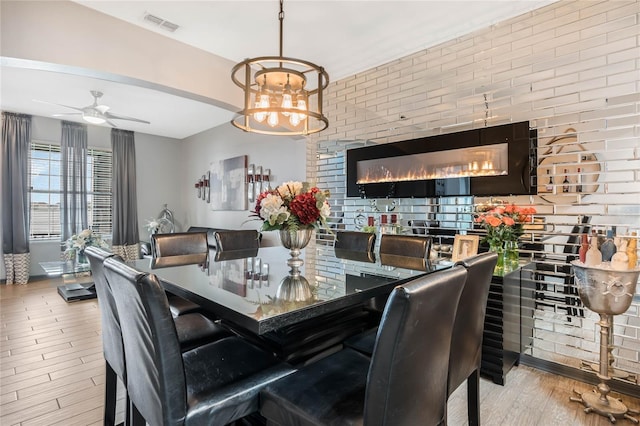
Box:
[1,278,639,425]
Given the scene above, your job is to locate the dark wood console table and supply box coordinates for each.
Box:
[481,266,525,385]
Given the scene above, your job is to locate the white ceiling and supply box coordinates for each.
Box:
[1,0,557,139]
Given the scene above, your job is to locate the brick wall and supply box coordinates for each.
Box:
[310,0,640,379]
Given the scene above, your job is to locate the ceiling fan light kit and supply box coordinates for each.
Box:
[231,0,329,136]
[40,90,150,127]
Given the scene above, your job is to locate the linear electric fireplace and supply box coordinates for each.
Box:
[346,121,536,198]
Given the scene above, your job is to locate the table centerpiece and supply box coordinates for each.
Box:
[64,229,109,265]
[250,181,331,263]
[250,181,331,302]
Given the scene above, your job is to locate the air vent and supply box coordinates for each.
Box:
[143,12,179,33]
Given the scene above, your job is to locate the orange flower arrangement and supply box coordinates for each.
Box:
[475,204,536,248]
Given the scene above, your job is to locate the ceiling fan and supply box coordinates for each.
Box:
[36,90,150,127]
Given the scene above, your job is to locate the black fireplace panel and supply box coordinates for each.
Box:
[347,121,536,198]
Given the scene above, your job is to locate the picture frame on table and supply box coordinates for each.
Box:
[452,234,479,262]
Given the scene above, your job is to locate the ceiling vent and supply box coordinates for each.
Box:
[143,12,179,33]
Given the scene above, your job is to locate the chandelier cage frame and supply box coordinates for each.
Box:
[231,0,330,136]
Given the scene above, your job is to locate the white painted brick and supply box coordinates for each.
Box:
[581,82,637,102]
[580,59,637,80]
[606,1,640,21]
[608,46,640,64]
[582,36,637,61]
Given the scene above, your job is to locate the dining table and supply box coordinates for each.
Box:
[130,243,452,336]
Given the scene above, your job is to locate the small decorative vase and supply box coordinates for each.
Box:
[489,242,504,275]
[76,249,88,265]
[278,228,313,268]
[503,240,519,273]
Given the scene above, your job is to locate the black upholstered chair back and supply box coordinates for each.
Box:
[379,234,431,258]
[449,252,497,396]
[85,246,125,378]
[409,219,428,235]
[364,265,467,425]
[152,231,208,258]
[214,230,260,251]
[104,258,186,426]
[334,230,376,252]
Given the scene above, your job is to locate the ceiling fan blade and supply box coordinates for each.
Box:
[52,112,82,117]
[95,105,110,113]
[105,119,118,128]
[33,99,84,112]
[104,112,150,124]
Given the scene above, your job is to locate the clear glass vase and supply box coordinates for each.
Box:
[489,242,504,275]
[503,240,519,273]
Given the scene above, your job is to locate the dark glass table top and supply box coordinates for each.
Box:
[130,245,451,334]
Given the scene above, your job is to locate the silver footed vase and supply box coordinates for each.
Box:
[276,228,314,302]
[278,228,313,268]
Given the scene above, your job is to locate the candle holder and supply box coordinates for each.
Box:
[569,261,640,423]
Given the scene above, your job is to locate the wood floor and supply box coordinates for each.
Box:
[1,278,639,426]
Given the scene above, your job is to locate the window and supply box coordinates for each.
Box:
[28,141,113,239]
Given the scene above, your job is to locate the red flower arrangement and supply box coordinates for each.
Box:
[251,181,331,231]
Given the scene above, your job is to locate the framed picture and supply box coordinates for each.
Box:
[452,234,479,262]
[210,155,248,210]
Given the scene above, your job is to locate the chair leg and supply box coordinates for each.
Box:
[467,369,480,426]
[104,362,118,426]
[129,399,145,426]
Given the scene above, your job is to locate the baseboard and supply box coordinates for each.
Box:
[520,354,640,398]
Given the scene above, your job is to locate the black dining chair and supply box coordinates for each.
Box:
[152,231,209,257]
[86,247,233,425]
[151,231,209,317]
[446,252,498,426]
[409,219,428,235]
[103,258,295,426]
[85,246,127,426]
[334,230,376,252]
[380,234,431,258]
[260,265,467,426]
[214,229,261,251]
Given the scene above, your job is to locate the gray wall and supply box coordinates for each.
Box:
[180,122,306,247]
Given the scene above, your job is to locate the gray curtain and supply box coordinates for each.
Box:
[61,121,88,242]
[1,112,31,284]
[111,129,140,260]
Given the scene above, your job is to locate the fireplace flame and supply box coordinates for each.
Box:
[356,143,508,184]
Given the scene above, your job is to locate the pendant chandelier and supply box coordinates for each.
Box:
[231,0,329,136]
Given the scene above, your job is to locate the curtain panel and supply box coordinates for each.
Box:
[1,112,31,284]
[61,121,88,242]
[111,129,140,261]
